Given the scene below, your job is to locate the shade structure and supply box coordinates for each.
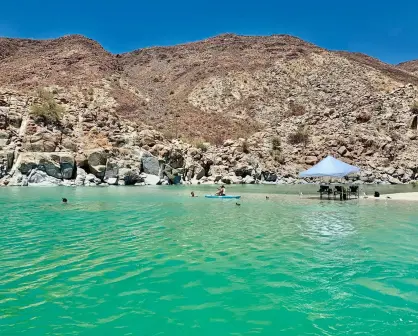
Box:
[299,155,360,178]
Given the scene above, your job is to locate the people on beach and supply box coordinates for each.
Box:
[216,185,226,196]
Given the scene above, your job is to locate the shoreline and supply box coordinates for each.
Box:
[363,192,418,202]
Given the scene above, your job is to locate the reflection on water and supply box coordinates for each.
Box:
[0,187,418,335]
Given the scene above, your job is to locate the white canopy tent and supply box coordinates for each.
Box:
[299,155,360,178]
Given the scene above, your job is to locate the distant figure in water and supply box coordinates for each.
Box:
[191,191,196,197]
[266,196,269,200]
[62,198,68,204]
[236,202,241,206]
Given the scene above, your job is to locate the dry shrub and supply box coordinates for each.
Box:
[272,137,281,151]
[287,102,306,117]
[242,139,250,154]
[274,153,285,164]
[270,149,285,164]
[411,102,418,114]
[288,126,309,145]
[211,134,226,147]
[195,142,208,152]
[30,89,65,124]
[356,111,372,123]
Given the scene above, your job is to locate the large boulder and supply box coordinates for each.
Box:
[243,175,255,184]
[194,165,206,180]
[18,153,39,174]
[262,171,277,182]
[86,149,108,179]
[39,155,62,179]
[85,173,101,186]
[23,131,59,152]
[234,164,253,177]
[119,168,142,185]
[209,165,229,181]
[60,154,75,179]
[136,129,163,147]
[0,130,9,148]
[75,167,87,186]
[104,159,119,181]
[221,176,232,184]
[388,176,402,185]
[305,156,318,165]
[61,136,78,152]
[18,152,74,179]
[144,174,160,185]
[28,170,61,186]
[141,151,160,176]
[8,171,24,186]
[0,151,14,170]
[107,177,118,185]
[167,148,184,169]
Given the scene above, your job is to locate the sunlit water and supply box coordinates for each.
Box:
[1,185,418,335]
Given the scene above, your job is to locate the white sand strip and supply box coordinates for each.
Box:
[363,192,418,201]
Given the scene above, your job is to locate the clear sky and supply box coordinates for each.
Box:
[0,0,417,64]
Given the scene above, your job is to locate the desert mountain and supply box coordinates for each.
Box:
[397,60,418,76]
[1,34,418,186]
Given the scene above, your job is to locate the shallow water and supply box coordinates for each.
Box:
[1,186,418,335]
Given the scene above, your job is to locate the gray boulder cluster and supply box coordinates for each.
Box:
[7,149,162,187]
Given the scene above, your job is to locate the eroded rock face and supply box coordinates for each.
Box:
[23,131,59,152]
[17,152,75,180]
[118,168,142,185]
[60,154,75,179]
[104,159,119,181]
[86,149,108,178]
[28,170,62,186]
[75,167,87,186]
[141,151,160,176]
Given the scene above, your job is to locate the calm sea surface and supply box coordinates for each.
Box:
[1,185,417,335]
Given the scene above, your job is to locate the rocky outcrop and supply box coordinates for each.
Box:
[86,149,108,179]
[28,170,62,186]
[18,152,75,179]
[141,151,160,176]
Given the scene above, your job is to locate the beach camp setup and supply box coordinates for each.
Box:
[299,155,361,200]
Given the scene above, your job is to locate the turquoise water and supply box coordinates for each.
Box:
[1,186,418,335]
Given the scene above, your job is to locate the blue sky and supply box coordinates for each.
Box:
[0,0,417,64]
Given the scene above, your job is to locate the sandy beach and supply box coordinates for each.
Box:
[364,192,418,201]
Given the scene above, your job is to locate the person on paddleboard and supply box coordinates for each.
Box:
[216,185,226,196]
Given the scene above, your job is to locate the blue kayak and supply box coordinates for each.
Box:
[205,195,241,199]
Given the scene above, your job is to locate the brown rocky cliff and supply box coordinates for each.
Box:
[1,34,418,186]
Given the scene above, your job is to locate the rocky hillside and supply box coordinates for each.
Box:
[398,60,418,76]
[1,34,418,187]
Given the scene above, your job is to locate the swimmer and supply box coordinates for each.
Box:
[62,198,68,204]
